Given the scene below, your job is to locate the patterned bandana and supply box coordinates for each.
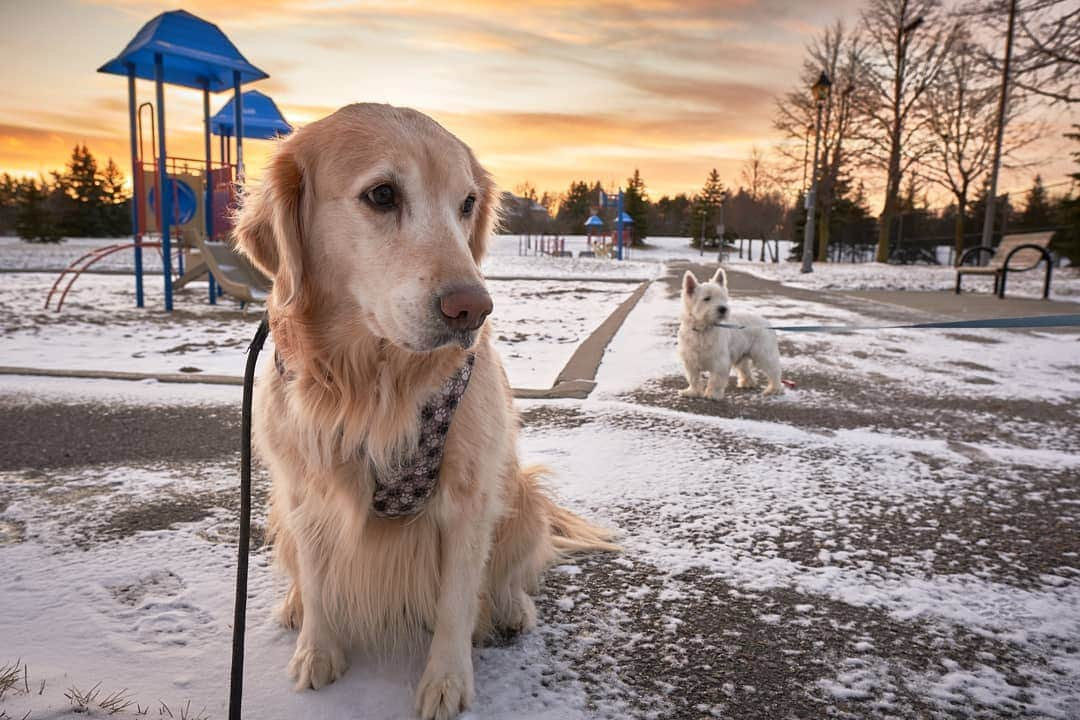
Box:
[273,350,476,519]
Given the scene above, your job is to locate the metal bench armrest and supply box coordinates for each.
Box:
[1002,243,1052,271]
[956,246,995,267]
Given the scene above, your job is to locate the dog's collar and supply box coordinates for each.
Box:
[689,321,723,333]
[371,353,475,518]
[274,349,476,519]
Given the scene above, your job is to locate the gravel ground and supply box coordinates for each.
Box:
[0,264,1077,719]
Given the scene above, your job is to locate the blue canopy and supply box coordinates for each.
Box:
[585,214,604,228]
[618,211,634,224]
[212,90,291,139]
[98,10,268,92]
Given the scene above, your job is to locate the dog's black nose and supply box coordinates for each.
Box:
[439,287,493,331]
[717,306,728,317]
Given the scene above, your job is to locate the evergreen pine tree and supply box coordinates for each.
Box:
[554,180,594,234]
[15,177,63,243]
[100,157,131,236]
[0,173,18,235]
[689,169,725,248]
[1020,175,1052,230]
[622,169,649,245]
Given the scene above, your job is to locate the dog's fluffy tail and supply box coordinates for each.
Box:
[521,465,620,554]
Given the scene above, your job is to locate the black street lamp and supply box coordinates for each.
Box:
[717,190,729,264]
[801,71,831,274]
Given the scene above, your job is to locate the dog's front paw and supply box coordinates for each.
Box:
[762,385,784,396]
[415,654,474,720]
[288,637,347,691]
[706,390,726,401]
[679,386,701,398]
[278,583,304,630]
[498,590,537,636]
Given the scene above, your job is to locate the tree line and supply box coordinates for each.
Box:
[1,145,131,242]
[506,0,1079,263]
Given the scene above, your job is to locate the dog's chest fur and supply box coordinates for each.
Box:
[678,313,757,368]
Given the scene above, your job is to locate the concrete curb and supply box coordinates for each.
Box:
[553,279,652,390]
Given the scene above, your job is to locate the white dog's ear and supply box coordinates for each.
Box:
[682,270,697,296]
[711,267,728,288]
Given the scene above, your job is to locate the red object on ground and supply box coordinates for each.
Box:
[782,379,797,388]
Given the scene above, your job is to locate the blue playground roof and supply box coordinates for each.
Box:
[212,90,292,139]
[585,215,604,227]
[98,10,268,92]
[618,211,634,224]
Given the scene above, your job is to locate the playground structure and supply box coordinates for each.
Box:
[47,10,281,313]
[585,188,633,260]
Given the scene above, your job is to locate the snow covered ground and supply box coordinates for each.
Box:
[0,272,635,390]
[729,256,1080,302]
[7,234,1075,301]
[1,245,1078,718]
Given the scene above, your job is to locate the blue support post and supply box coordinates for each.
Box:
[126,63,144,308]
[154,53,173,311]
[233,71,244,183]
[203,82,216,305]
[616,190,624,261]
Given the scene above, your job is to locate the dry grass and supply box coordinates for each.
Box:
[3,660,203,720]
[155,699,208,720]
[64,682,135,715]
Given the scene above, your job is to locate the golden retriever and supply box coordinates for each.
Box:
[234,103,615,720]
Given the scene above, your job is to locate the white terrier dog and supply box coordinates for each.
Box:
[677,267,783,400]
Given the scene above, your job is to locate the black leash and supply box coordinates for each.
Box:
[229,314,270,720]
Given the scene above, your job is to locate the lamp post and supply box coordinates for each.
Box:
[717,190,729,264]
[801,71,831,274]
[801,122,813,195]
[698,205,707,256]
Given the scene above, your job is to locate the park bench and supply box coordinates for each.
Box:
[955,231,1054,299]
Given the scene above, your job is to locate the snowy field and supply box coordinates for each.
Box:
[6,234,1076,302]
[0,272,636,390]
[729,256,1080,302]
[1,241,1079,718]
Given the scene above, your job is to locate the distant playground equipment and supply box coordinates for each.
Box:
[517,233,570,257]
[584,188,633,260]
[45,10,284,312]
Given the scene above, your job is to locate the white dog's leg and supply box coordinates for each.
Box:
[416,504,492,720]
[287,515,348,690]
[755,348,784,396]
[735,358,756,389]
[705,364,730,400]
[679,366,706,398]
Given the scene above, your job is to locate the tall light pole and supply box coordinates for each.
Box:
[802,71,831,274]
[698,204,707,256]
[980,0,1017,258]
[717,190,729,264]
[801,123,814,195]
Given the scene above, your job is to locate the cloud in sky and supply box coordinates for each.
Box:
[0,0,1074,205]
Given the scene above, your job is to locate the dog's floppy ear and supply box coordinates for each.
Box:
[233,139,307,306]
[711,267,728,288]
[466,150,499,263]
[683,270,698,296]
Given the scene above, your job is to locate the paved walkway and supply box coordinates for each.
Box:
[671,260,1080,330]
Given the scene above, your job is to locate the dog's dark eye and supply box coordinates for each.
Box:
[704,295,711,302]
[462,194,476,216]
[364,183,397,211]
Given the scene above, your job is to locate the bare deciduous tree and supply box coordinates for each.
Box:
[970,0,1080,104]
[919,35,1002,256]
[859,0,958,261]
[774,21,869,261]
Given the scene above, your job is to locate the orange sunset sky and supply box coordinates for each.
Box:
[1,0,1076,206]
